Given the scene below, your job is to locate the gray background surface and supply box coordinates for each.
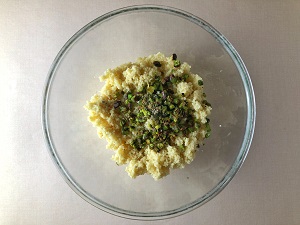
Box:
[1,1,300,224]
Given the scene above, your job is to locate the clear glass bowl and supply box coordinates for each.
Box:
[42,5,255,220]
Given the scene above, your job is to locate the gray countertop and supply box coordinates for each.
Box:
[1,1,300,224]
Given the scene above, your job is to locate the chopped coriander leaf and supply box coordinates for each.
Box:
[179,145,185,150]
[174,60,181,67]
[170,76,177,83]
[183,74,189,80]
[198,80,203,86]
[127,93,133,100]
[205,132,211,138]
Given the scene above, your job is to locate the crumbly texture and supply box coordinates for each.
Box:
[85,53,212,180]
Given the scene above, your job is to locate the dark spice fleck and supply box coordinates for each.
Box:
[172,53,177,60]
[114,101,121,108]
[153,61,162,67]
[202,100,211,107]
[168,89,174,94]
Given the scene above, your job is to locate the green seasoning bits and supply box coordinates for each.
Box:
[170,76,177,84]
[205,131,211,138]
[127,93,133,99]
[198,80,203,86]
[183,74,189,80]
[195,121,201,128]
[109,54,211,153]
[174,60,181,67]
[147,86,155,94]
[205,119,211,138]
[157,143,164,149]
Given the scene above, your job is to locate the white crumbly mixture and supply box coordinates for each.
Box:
[85,53,211,180]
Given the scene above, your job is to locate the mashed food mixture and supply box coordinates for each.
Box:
[85,53,212,180]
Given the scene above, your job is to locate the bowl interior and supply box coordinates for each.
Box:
[44,6,252,219]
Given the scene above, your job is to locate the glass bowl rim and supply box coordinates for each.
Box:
[41,4,256,221]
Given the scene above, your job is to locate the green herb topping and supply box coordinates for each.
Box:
[107,55,211,152]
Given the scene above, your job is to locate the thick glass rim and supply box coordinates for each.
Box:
[42,5,256,221]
